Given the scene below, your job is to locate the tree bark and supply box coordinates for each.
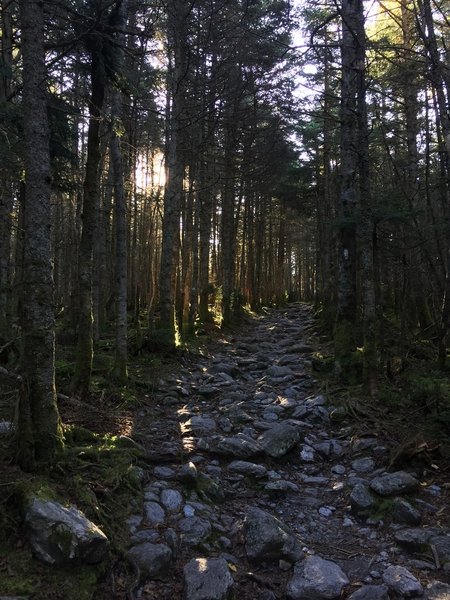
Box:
[17,0,63,469]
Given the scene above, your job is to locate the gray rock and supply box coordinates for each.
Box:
[347,585,389,600]
[350,484,375,516]
[213,435,262,458]
[264,480,299,493]
[392,498,421,525]
[258,422,302,458]
[130,529,160,544]
[154,466,176,479]
[425,581,450,600]
[286,555,349,599]
[127,543,172,579]
[244,507,303,563]
[24,497,108,566]
[382,565,423,597]
[394,527,438,551]
[370,471,419,496]
[228,460,267,478]
[183,557,233,600]
[179,517,212,547]
[183,416,217,435]
[430,534,450,566]
[351,458,375,473]
[161,489,184,513]
[144,501,166,526]
[300,445,316,462]
[197,385,219,398]
[0,420,13,434]
[267,365,293,378]
[178,462,198,485]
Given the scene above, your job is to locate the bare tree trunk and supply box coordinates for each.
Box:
[17,0,63,469]
[334,0,359,373]
[72,32,106,397]
[159,0,186,347]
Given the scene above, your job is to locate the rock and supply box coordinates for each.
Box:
[244,507,303,563]
[425,581,450,600]
[267,365,293,378]
[183,416,217,436]
[228,460,267,478]
[347,585,389,600]
[0,420,13,434]
[130,530,160,544]
[350,484,375,516]
[258,422,302,458]
[197,474,226,502]
[382,565,423,597]
[392,498,421,525]
[144,501,166,526]
[213,435,262,458]
[300,445,316,462]
[24,497,108,566]
[179,462,198,485]
[370,471,419,496]
[430,534,450,566]
[351,458,375,473]
[394,528,438,551]
[264,480,299,494]
[179,517,212,547]
[127,543,172,579]
[286,555,349,599]
[197,385,219,398]
[183,557,234,600]
[161,489,184,513]
[154,466,176,479]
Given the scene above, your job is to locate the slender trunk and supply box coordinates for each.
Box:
[72,35,106,397]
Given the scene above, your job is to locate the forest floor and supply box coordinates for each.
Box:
[2,303,450,599]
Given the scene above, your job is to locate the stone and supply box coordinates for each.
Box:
[154,466,176,479]
[213,435,262,458]
[394,527,438,551]
[161,489,184,513]
[286,555,349,600]
[24,497,108,566]
[197,474,226,503]
[178,462,198,485]
[244,507,303,563]
[183,557,233,600]
[347,585,389,600]
[264,480,299,493]
[392,498,422,525]
[130,530,160,544]
[382,565,423,597]
[267,365,293,378]
[370,471,419,496]
[258,422,303,458]
[144,501,166,526]
[350,484,375,516]
[228,460,267,478]
[127,543,172,579]
[300,445,315,462]
[351,458,375,473]
[425,581,450,600]
[183,416,217,436]
[430,534,450,566]
[0,420,13,434]
[179,517,212,547]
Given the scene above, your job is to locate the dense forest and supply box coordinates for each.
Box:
[1,0,450,597]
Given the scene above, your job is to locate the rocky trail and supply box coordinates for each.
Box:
[123,303,450,600]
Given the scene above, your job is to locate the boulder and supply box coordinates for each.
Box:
[183,557,234,600]
[179,516,212,547]
[258,422,303,458]
[286,555,349,599]
[382,565,423,597]
[369,472,419,497]
[228,460,267,478]
[24,497,108,565]
[347,585,389,600]
[127,543,172,579]
[350,484,375,516]
[244,507,303,564]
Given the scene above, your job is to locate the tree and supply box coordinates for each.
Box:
[17,0,63,469]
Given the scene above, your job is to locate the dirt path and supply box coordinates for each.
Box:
[125,303,450,600]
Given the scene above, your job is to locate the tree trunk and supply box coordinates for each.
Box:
[72,32,106,397]
[17,0,63,469]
